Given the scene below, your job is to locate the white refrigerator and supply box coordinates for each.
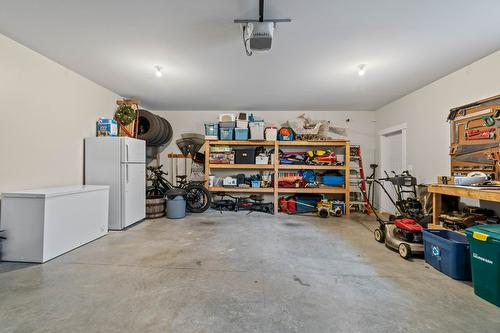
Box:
[85,137,146,230]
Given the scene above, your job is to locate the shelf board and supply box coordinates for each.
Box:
[208,186,274,193]
[278,140,349,146]
[207,140,276,146]
[278,164,346,170]
[206,140,349,147]
[209,164,274,169]
[277,187,346,194]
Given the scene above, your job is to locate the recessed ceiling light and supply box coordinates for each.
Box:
[358,64,366,76]
[154,66,163,78]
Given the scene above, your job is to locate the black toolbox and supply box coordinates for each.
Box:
[234,147,256,164]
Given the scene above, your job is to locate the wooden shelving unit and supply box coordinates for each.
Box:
[204,139,351,215]
[278,164,345,170]
[208,186,275,193]
[209,164,274,169]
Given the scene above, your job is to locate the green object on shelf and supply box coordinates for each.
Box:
[115,105,136,125]
[465,224,500,307]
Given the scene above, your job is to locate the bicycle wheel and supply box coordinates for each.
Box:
[184,184,212,213]
[146,186,166,198]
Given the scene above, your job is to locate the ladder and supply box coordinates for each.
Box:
[349,145,371,215]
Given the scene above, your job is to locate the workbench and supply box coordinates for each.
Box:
[428,184,500,229]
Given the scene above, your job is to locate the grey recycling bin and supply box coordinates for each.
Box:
[165,189,187,219]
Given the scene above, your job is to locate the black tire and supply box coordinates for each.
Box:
[137,109,161,144]
[148,115,166,146]
[151,117,166,146]
[164,119,173,146]
[184,184,212,213]
[398,243,412,259]
[374,228,385,243]
[150,117,173,146]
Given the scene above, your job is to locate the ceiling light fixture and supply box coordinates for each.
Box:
[358,64,367,76]
[154,66,163,78]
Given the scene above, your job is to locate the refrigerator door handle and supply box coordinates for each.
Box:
[126,164,129,183]
[126,144,129,162]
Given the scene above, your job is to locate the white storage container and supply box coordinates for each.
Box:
[219,113,236,122]
[0,185,109,263]
[236,120,248,128]
[255,155,269,164]
[265,127,278,141]
[249,122,265,140]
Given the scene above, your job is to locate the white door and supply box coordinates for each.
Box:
[121,138,146,163]
[379,124,406,214]
[121,163,146,227]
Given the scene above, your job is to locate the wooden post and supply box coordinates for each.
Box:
[204,142,210,186]
[273,140,279,214]
[344,141,351,217]
[432,192,442,228]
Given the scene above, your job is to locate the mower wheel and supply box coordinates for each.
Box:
[318,208,329,218]
[398,243,412,259]
[374,228,385,243]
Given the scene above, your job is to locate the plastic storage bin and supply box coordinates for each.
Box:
[219,128,234,140]
[219,121,236,128]
[249,122,265,140]
[235,128,249,140]
[422,229,471,280]
[265,127,278,141]
[295,195,321,213]
[205,123,219,138]
[465,224,500,306]
[234,147,255,164]
[237,120,248,128]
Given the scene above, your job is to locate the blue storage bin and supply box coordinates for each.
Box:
[219,128,234,140]
[205,123,219,137]
[322,175,344,186]
[423,229,471,280]
[295,195,321,213]
[251,180,260,188]
[235,128,249,140]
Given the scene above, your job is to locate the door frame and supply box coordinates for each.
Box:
[377,123,407,213]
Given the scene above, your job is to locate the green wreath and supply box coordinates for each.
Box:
[115,105,136,125]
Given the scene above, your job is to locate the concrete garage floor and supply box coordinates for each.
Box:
[0,212,499,332]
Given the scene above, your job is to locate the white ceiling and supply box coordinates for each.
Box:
[1,0,500,111]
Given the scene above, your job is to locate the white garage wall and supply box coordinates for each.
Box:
[152,110,377,176]
[0,33,120,194]
[375,50,500,184]
[375,50,500,212]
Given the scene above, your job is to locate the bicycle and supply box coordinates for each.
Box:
[146,165,212,213]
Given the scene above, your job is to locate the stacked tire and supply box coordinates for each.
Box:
[137,109,173,146]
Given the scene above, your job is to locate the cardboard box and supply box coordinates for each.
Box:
[96,118,117,137]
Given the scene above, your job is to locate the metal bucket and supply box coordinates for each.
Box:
[146,197,166,219]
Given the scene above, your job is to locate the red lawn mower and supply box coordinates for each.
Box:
[364,171,430,259]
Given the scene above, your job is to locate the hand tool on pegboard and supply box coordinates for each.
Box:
[465,127,496,140]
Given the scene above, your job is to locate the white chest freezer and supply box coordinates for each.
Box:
[0,185,109,263]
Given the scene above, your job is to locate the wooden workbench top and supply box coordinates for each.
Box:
[428,184,500,202]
